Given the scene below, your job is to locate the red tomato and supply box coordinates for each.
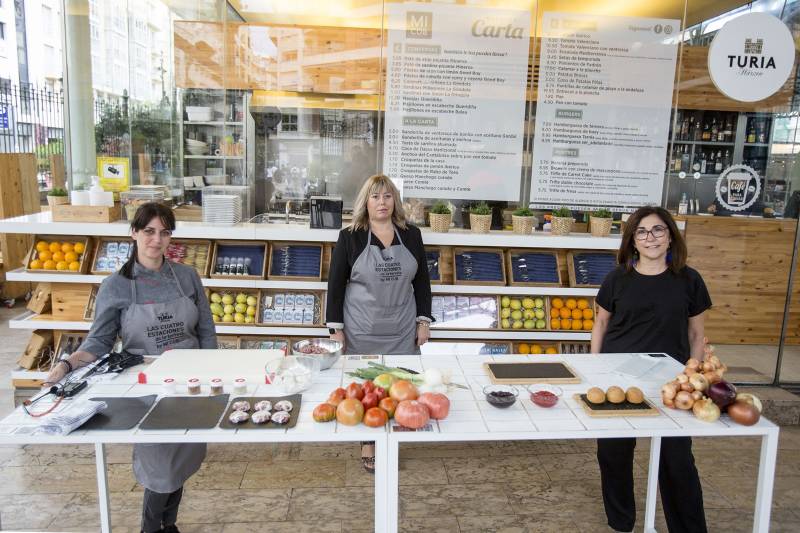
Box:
[345,382,364,401]
[418,392,450,420]
[336,398,365,426]
[379,397,398,418]
[395,400,430,429]
[312,403,336,422]
[374,386,387,402]
[363,407,388,427]
[389,380,418,402]
[362,392,378,410]
[327,387,346,407]
[362,380,376,394]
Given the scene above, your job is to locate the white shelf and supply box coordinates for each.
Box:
[431,285,597,296]
[430,329,591,340]
[0,212,622,251]
[184,121,243,126]
[184,155,244,160]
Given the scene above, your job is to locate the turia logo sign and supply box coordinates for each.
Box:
[708,13,795,102]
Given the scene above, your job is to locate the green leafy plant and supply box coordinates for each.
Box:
[430,201,452,215]
[48,187,67,197]
[592,208,612,219]
[470,202,492,215]
[513,207,534,217]
[552,206,572,218]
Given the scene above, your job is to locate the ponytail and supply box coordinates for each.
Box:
[120,241,138,280]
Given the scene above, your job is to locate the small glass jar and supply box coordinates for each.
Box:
[187,378,201,395]
[233,378,247,395]
[210,378,224,396]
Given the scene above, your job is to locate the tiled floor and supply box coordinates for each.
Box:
[1,304,800,532]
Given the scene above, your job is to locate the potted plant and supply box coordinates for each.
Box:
[428,201,453,233]
[549,206,573,236]
[590,208,613,237]
[512,207,537,235]
[469,202,493,233]
[46,187,69,208]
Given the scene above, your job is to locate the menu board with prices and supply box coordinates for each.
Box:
[383,3,531,201]
[530,13,680,210]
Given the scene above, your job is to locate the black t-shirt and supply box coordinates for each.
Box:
[596,265,712,363]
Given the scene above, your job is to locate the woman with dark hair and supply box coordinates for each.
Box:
[591,205,711,533]
[45,202,216,533]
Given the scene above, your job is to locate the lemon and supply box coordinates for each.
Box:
[501,318,511,329]
[523,309,535,320]
[222,314,234,323]
[522,298,535,309]
[512,320,523,329]
[234,313,245,323]
[246,296,258,306]
[235,293,247,304]
[223,304,235,315]
[500,296,511,308]
[534,298,545,309]
[221,294,234,305]
[511,310,523,321]
[500,308,511,319]
[534,308,545,319]
[212,314,220,323]
[244,315,255,324]
[536,319,546,329]
[510,299,522,310]
[210,293,222,303]
[523,319,535,329]
[234,303,247,314]
[246,306,257,316]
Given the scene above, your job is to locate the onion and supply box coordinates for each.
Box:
[661,383,678,400]
[676,373,689,384]
[708,354,721,368]
[684,367,698,377]
[680,382,694,393]
[707,380,737,409]
[691,390,704,401]
[662,396,675,408]
[689,373,709,392]
[703,371,720,385]
[417,392,450,420]
[394,400,430,429]
[686,358,701,371]
[735,393,763,413]
[727,401,760,426]
[692,398,721,422]
[675,390,695,410]
[702,361,715,373]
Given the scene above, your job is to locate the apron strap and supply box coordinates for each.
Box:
[166,261,188,298]
[368,225,403,248]
[129,276,137,302]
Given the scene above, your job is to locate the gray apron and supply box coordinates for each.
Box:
[125,261,206,493]
[343,227,419,355]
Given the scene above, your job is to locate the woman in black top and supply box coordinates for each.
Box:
[591,206,711,533]
[326,174,433,472]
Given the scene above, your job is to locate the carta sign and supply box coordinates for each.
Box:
[471,19,524,39]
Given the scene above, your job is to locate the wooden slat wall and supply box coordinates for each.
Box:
[0,154,40,299]
[685,216,800,345]
[176,22,796,113]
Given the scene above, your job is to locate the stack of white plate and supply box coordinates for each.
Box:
[186,106,213,122]
[202,195,241,225]
[185,139,209,155]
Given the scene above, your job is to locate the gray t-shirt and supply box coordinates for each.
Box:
[79,260,217,357]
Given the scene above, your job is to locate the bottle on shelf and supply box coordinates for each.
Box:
[714,151,723,173]
[747,123,756,143]
[702,120,711,141]
[723,149,731,168]
[679,193,689,215]
[710,118,718,142]
[758,120,767,143]
[215,257,223,274]
[221,257,231,275]
[692,151,701,173]
[235,257,245,275]
[699,150,707,174]
[243,258,252,276]
[723,116,733,142]
[708,151,716,174]
[681,145,691,172]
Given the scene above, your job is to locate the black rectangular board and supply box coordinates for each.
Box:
[219,395,302,430]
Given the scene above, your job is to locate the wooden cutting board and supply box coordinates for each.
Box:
[141,349,284,384]
[574,394,660,417]
[484,361,581,384]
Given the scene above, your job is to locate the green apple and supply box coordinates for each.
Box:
[374,373,396,390]
[522,297,535,309]
[210,293,222,303]
[535,319,546,329]
[234,303,247,314]
[212,314,220,323]
[222,313,234,323]
[523,319,535,329]
[246,306,257,316]
[209,303,223,316]
[246,296,258,306]
[501,296,511,308]
[523,309,535,320]
[234,312,245,323]
[500,308,511,319]
[512,320,523,329]
[534,308,545,319]
[221,294,234,305]
[511,310,523,321]
[223,304,235,315]
[510,299,522,310]
[534,298,544,309]
[501,318,511,329]
[235,293,247,304]
[244,315,255,324]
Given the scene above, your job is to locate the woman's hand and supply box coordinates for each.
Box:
[43,361,68,387]
[330,330,345,352]
[416,322,430,346]
[42,350,95,387]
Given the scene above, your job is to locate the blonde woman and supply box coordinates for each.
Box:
[326,174,433,472]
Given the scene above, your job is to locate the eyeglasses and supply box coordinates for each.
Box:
[634,225,667,241]
[141,227,173,239]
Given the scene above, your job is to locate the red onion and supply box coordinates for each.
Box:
[707,380,737,409]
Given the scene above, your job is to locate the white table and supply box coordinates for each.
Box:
[381,353,780,533]
[0,353,780,533]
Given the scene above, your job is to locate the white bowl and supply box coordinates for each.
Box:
[265,356,321,394]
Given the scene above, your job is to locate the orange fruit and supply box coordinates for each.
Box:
[545,347,558,354]
[56,261,68,271]
[560,318,571,329]
[518,343,530,355]
[571,319,583,330]
[29,259,42,269]
[64,251,78,262]
[73,242,85,254]
[43,260,56,270]
[36,241,49,253]
[61,242,74,254]
[551,297,564,309]
[68,261,80,272]
[52,251,65,262]
[583,319,594,330]
[571,309,583,320]
[38,250,52,261]
[582,308,594,320]
[531,344,544,355]
[565,298,577,309]
[577,299,589,310]
[559,307,571,319]
[48,242,60,253]
[550,318,561,330]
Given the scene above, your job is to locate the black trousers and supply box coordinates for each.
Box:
[141,486,183,533]
[597,437,707,533]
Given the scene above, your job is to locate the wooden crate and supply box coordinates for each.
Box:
[498,295,550,332]
[206,288,261,326]
[216,335,241,349]
[505,249,562,287]
[560,341,591,355]
[513,341,560,355]
[240,336,291,354]
[430,294,498,330]
[25,235,94,274]
[51,283,95,321]
[0,153,39,298]
[321,242,334,281]
[173,204,203,222]
[566,250,618,288]
[438,246,454,284]
[54,331,89,361]
[210,240,268,280]
[83,285,99,320]
[91,237,133,275]
[452,247,507,286]
[167,239,212,277]
[548,296,595,333]
[18,330,54,370]
[52,203,122,223]
[259,290,324,327]
[27,282,52,314]
[267,241,324,282]
[425,246,445,285]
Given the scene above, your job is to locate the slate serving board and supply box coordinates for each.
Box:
[484,362,581,384]
[139,395,230,430]
[218,395,302,430]
[80,395,157,431]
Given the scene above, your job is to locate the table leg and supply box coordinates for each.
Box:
[644,437,661,533]
[386,438,400,533]
[753,428,779,533]
[94,443,112,533]
[374,436,388,533]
